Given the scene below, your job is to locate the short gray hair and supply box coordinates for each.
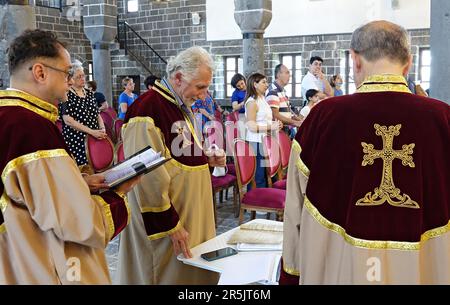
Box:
[71,59,84,73]
[350,20,410,65]
[166,46,214,81]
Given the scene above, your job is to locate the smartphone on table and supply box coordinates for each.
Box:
[200,247,238,262]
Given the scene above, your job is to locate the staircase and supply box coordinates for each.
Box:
[111,20,167,97]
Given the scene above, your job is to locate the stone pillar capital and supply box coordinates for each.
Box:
[234,0,272,34]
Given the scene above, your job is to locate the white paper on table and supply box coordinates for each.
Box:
[236,243,282,251]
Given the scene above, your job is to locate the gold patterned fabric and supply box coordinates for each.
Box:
[356,74,411,94]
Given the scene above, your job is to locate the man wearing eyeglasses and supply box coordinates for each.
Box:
[0,29,139,284]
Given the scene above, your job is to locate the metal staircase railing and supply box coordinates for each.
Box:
[117,19,167,76]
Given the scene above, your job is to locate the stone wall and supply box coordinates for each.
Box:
[0,1,431,106]
[116,0,430,106]
[35,5,92,68]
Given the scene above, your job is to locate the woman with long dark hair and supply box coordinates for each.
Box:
[244,73,282,188]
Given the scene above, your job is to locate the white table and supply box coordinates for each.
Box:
[177,219,282,285]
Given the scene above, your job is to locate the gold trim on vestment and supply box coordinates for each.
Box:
[115,191,131,226]
[141,203,172,213]
[304,196,450,250]
[0,90,59,123]
[283,263,300,277]
[169,158,209,172]
[292,140,310,178]
[356,74,412,94]
[1,149,69,183]
[122,116,155,131]
[0,192,8,214]
[147,220,182,241]
[93,195,115,240]
[123,117,206,171]
[0,192,8,232]
[154,82,203,149]
[152,86,178,107]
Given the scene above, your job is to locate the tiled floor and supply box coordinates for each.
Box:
[106,191,272,279]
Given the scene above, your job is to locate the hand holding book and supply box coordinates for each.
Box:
[102,146,170,188]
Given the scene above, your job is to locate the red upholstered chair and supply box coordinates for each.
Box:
[262,134,286,190]
[233,139,286,224]
[85,134,115,173]
[114,119,124,143]
[103,106,117,120]
[100,111,115,142]
[204,121,238,222]
[224,121,239,173]
[278,131,292,176]
[225,111,239,123]
[115,141,125,164]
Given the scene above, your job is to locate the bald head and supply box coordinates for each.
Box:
[350,20,410,65]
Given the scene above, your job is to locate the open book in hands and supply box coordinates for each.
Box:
[103,146,170,188]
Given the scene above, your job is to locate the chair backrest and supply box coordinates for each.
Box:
[116,141,125,164]
[233,139,256,188]
[100,111,115,142]
[114,119,124,143]
[225,121,239,157]
[278,131,292,169]
[103,106,117,120]
[225,112,238,123]
[85,135,114,173]
[262,134,281,181]
[204,120,224,150]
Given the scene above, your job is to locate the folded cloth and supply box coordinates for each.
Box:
[228,219,283,244]
[240,219,283,232]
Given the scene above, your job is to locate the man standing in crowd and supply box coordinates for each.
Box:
[0,29,138,284]
[266,64,302,132]
[301,56,334,101]
[281,20,449,284]
[116,46,225,284]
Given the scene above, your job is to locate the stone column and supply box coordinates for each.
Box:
[234,0,272,77]
[0,0,36,88]
[83,0,117,105]
[429,0,450,104]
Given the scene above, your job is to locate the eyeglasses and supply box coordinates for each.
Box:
[29,63,74,81]
[73,74,86,81]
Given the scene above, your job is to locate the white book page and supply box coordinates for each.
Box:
[103,148,161,185]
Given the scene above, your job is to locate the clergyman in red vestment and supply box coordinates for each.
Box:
[280,20,450,284]
[0,30,138,284]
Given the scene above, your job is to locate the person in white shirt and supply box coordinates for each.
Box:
[301,56,334,101]
[245,73,282,188]
[300,89,320,119]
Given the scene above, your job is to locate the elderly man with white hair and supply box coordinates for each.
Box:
[115,46,225,284]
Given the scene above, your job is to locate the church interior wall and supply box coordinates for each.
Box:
[0,1,430,108]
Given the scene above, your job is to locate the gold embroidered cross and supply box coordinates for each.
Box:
[356,124,419,209]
